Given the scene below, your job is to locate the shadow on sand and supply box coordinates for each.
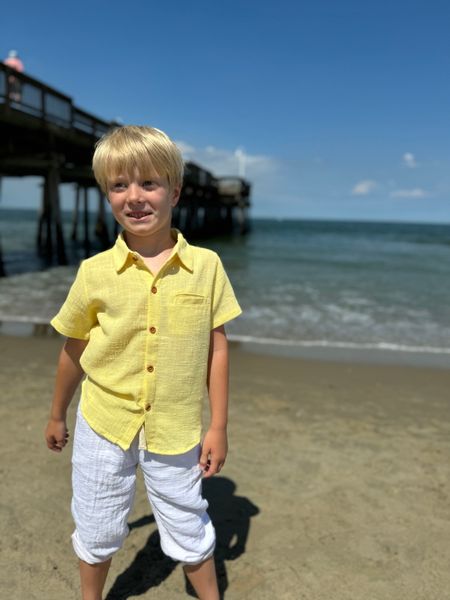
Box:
[105,476,260,599]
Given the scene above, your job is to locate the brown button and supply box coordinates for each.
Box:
[145,403,151,412]
[146,365,154,373]
[149,326,156,334]
[151,286,157,294]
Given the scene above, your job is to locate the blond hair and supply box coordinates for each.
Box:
[92,125,184,193]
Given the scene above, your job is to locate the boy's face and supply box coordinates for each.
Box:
[107,171,180,241]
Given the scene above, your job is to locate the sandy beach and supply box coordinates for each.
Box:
[1,332,450,599]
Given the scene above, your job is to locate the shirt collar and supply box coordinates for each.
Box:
[112,229,194,273]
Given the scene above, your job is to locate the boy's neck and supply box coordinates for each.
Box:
[123,228,176,258]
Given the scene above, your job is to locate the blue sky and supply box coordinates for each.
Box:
[1,0,450,222]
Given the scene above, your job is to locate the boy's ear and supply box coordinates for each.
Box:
[171,186,181,207]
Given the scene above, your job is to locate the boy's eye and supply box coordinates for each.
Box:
[111,182,126,191]
[142,180,156,189]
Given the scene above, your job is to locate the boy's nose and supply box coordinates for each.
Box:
[127,183,141,201]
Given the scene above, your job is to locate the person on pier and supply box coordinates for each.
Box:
[45,125,241,600]
[3,50,24,102]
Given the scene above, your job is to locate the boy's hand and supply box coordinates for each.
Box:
[199,428,228,478]
[45,419,69,452]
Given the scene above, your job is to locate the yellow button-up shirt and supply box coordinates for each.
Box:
[51,229,242,454]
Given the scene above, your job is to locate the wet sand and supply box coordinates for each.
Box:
[1,334,450,599]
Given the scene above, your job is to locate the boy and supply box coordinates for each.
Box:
[45,125,242,600]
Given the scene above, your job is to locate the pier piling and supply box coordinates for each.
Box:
[36,163,67,265]
[49,162,68,265]
[95,189,110,248]
[83,187,90,258]
[71,184,81,241]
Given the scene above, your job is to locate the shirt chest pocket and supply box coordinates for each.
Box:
[168,294,211,337]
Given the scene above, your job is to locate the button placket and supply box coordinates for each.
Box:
[144,275,160,418]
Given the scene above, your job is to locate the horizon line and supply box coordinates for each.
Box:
[2,206,449,228]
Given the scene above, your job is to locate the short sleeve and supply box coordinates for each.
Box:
[211,255,242,330]
[50,262,98,340]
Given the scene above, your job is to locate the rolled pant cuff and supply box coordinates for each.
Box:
[180,547,215,568]
[72,530,116,565]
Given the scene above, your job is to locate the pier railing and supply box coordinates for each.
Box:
[0,63,111,137]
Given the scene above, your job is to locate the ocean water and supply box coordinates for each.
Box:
[1,208,450,365]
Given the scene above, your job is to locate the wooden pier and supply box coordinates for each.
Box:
[0,64,251,275]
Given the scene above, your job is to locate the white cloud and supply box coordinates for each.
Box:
[176,141,195,155]
[390,188,429,199]
[403,152,418,168]
[175,140,277,179]
[352,180,377,195]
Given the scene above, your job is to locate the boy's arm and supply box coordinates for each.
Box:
[45,337,88,452]
[200,324,229,478]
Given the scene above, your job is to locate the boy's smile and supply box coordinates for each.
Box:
[126,209,153,220]
[107,172,180,244]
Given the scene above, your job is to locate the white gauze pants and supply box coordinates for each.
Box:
[71,406,215,565]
